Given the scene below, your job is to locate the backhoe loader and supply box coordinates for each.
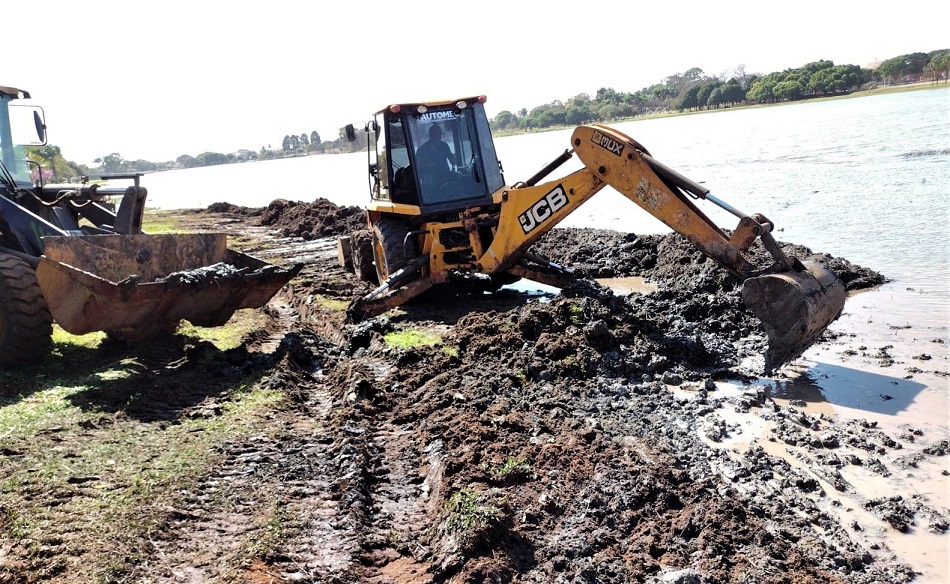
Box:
[338,95,846,373]
[0,85,300,368]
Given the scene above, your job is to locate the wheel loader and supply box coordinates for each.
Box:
[338,95,846,373]
[0,85,300,368]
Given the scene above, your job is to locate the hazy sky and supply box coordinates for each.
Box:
[6,0,947,165]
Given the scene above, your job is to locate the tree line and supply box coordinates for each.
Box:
[490,50,949,132]
[28,49,948,183]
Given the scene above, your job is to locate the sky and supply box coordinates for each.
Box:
[5,0,948,166]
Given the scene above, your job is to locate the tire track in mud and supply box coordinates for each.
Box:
[134,327,359,583]
[327,351,442,583]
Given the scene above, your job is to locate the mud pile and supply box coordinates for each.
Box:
[256,197,367,240]
[129,201,931,583]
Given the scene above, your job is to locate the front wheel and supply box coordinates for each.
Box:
[0,254,53,368]
[373,217,412,284]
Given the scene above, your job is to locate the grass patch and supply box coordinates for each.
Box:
[141,209,195,234]
[384,328,442,350]
[0,372,286,580]
[311,294,350,313]
[176,309,269,350]
[494,456,532,480]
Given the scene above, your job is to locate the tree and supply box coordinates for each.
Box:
[310,130,320,145]
[196,152,229,166]
[95,153,125,174]
[491,110,518,130]
[718,84,746,106]
[928,51,950,84]
[300,133,310,148]
[177,154,200,168]
[674,86,702,111]
[696,81,722,109]
[746,77,776,103]
[772,80,804,101]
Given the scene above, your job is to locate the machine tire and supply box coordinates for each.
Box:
[373,217,412,284]
[0,254,53,368]
[351,230,378,284]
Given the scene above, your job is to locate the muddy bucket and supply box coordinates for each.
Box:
[741,262,846,374]
[35,233,301,339]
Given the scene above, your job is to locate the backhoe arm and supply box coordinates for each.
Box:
[477,124,845,373]
[478,125,772,279]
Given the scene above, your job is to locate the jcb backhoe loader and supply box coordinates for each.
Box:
[0,85,300,368]
[338,95,846,373]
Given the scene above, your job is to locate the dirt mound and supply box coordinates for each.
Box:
[256,197,367,240]
[531,227,886,293]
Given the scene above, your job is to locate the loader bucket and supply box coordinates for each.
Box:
[741,262,846,374]
[35,233,301,340]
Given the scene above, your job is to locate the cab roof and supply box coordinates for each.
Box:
[0,86,30,99]
[375,95,486,116]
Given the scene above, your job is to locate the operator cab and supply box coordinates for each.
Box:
[356,96,505,214]
[0,85,47,188]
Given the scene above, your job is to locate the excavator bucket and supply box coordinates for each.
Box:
[741,262,846,374]
[34,233,301,340]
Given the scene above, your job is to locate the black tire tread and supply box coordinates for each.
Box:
[0,254,53,368]
[373,217,411,283]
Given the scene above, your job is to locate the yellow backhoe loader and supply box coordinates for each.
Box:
[0,85,300,368]
[338,95,845,373]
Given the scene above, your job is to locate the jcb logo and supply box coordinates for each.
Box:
[519,185,569,234]
[591,130,624,157]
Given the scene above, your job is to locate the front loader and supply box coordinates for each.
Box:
[338,95,846,373]
[0,85,300,368]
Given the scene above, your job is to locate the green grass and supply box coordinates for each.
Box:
[444,488,504,533]
[141,210,195,234]
[494,456,531,479]
[384,328,442,350]
[176,309,268,350]
[311,294,351,313]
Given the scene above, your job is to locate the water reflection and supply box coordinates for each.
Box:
[763,362,927,416]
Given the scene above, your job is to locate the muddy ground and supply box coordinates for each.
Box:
[1,198,946,583]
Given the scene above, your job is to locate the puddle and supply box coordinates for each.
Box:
[597,276,658,295]
[503,276,658,298]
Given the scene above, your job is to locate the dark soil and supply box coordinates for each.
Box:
[2,197,944,584]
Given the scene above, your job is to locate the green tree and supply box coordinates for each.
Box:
[310,130,320,145]
[772,80,804,101]
[491,110,518,130]
[196,152,229,166]
[674,86,701,111]
[95,153,125,173]
[177,154,200,168]
[928,51,950,84]
[718,83,746,106]
[696,81,722,109]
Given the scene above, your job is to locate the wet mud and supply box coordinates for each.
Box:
[3,197,946,583]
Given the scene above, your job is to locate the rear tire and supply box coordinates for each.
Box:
[0,254,53,368]
[373,217,412,283]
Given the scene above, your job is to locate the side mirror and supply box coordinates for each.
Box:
[366,120,380,138]
[33,110,47,144]
[343,124,356,142]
